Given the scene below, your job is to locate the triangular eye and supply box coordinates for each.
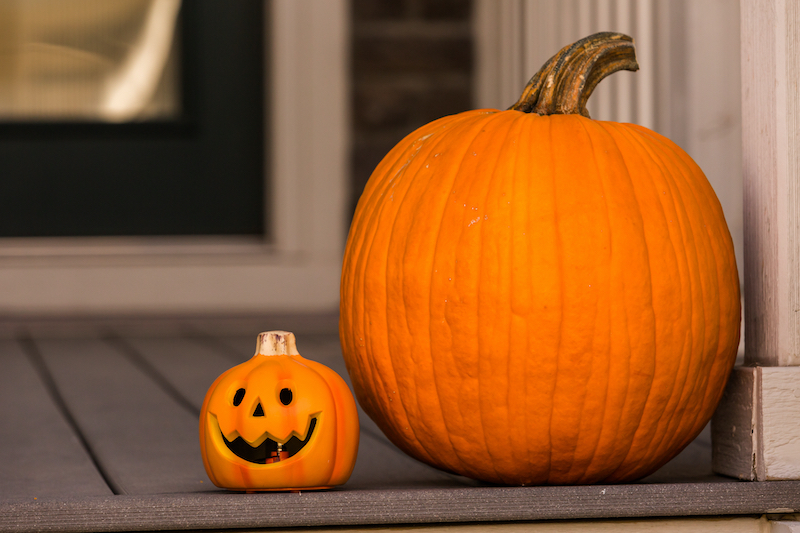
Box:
[252,403,265,417]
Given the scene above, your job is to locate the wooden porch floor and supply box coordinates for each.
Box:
[1,315,798,532]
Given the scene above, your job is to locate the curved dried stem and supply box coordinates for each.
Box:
[508,32,639,118]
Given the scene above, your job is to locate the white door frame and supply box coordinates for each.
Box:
[0,0,350,316]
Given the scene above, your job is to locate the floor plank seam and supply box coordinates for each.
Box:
[16,335,122,496]
[179,326,248,363]
[103,333,200,418]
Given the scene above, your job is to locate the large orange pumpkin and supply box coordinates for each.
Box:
[339,33,740,485]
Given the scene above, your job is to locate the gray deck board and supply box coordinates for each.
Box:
[0,321,798,533]
[0,341,111,501]
[2,481,800,533]
[33,338,213,495]
[112,335,242,411]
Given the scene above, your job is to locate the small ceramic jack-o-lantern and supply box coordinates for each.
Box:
[199,331,359,491]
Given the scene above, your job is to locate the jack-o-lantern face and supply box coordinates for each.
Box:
[199,331,359,491]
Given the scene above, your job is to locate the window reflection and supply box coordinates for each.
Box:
[0,0,181,122]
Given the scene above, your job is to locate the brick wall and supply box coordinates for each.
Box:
[350,0,474,217]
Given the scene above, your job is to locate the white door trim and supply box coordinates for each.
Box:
[0,0,350,316]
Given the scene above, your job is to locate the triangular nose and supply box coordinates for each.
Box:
[253,402,265,417]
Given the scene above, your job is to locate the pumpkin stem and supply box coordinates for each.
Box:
[256,331,300,356]
[508,32,639,118]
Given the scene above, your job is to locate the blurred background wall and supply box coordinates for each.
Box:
[0,0,742,317]
[350,0,473,216]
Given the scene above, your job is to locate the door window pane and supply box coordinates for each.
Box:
[0,0,181,122]
[0,0,265,238]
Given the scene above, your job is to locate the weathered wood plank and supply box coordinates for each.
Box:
[33,338,214,495]
[712,366,757,480]
[0,340,112,501]
[741,0,800,368]
[761,367,800,479]
[1,481,799,533]
[109,336,239,410]
[713,366,800,480]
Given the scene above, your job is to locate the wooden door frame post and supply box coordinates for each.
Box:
[712,0,800,481]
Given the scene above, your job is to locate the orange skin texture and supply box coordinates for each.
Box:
[339,110,740,485]
[199,353,359,491]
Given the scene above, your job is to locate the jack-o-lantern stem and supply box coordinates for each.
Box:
[508,32,639,118]
[256,331,300,356]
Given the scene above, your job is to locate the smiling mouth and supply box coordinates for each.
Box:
[222,417,317,464]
